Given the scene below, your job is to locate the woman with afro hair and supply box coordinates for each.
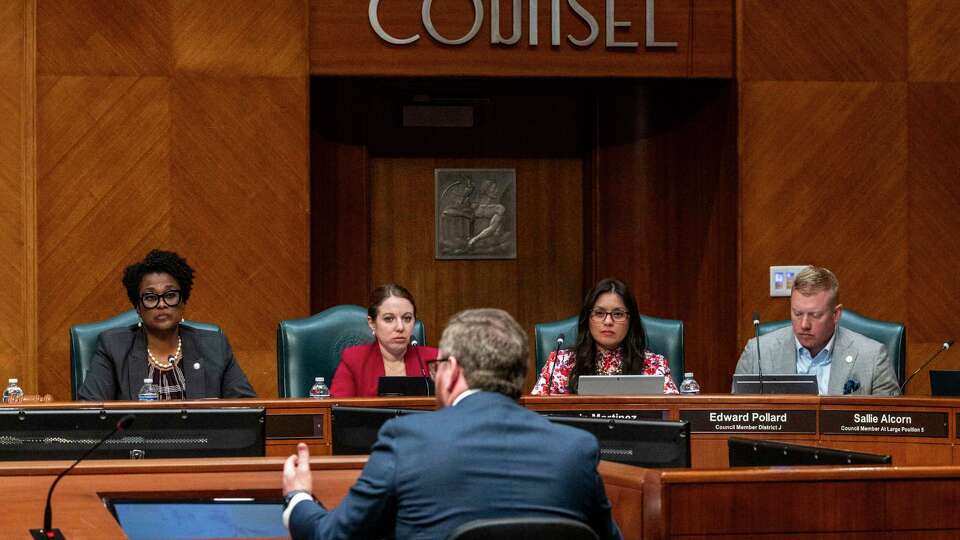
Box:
[78,249,255,400]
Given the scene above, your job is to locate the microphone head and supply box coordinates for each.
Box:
[945,340,955,349]
[116,414,136,431]
[410,339,419,347]
[556,333,565,345]
[752,311,760,326]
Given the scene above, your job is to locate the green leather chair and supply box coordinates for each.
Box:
[757,308,906,385]
[69,309,221,400]
[534,314,685,383]
[277,304,427,398]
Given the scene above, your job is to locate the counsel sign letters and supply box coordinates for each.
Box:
[369,0,677,48]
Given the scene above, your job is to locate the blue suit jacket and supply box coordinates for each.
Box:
[289,391,621,540]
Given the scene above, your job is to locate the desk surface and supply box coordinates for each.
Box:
[6,394,960,467]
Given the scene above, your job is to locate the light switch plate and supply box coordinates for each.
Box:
[770,265,807,297]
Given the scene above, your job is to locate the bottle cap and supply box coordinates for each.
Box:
[8,378,17,384]
[316,377,324,382]
[684,373,694,378]
[144,378,153,384]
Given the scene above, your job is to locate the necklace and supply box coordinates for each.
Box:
[147,336,182,371]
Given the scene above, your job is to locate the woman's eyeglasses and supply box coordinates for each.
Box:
[590,309,629,322]
[140,290,182,309]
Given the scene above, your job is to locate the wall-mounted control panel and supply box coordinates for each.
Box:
[770,265,807,297]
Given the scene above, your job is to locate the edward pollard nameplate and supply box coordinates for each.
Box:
[820,410,948,437]
[680,409,817,434]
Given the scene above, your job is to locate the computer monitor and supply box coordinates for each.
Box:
[0,408,265,460]
[728,437,892,467]
[377,376,434,396]
[577,375,665,396]
[104,496,286,540]
[929,370,960,396]
[546,416,691,468]
[331,405,428,455]
[732,374,819,395]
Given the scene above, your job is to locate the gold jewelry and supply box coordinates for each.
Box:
[147,337,182,371]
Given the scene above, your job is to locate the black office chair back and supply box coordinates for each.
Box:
[447,517,599,540]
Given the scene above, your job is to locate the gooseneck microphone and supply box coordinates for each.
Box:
[752,312,765,395]
[545,334,565,395]
[30,414,135,540]
[900,340,954,394]
[410,339,431,396]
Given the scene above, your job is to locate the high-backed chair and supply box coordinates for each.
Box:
[757,308,906,385]
[69,310,221,400]
[447,517,599,540]
[534,314,685,382]
[277,304,426,398]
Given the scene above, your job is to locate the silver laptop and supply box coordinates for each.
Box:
[577,375,664,396]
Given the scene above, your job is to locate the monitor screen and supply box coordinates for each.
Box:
[106,498,286,540]
[0,408,265,460]
[546,416,691,468]
[331,406,428,455]
[728,437,892,467]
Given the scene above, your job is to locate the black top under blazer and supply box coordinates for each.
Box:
[77,325,256,401]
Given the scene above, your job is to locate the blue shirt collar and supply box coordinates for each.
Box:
[795,329,837,364]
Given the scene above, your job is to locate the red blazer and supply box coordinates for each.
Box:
[330,342,440,398]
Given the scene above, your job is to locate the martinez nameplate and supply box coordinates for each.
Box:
[543,409,668,421]
[820,410,948,437]
[680,409,816,434]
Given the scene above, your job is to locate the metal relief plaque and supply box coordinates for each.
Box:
[435,169,516,259]
[820,410,948,437]
[681,409,817,434]
[542,410,669,421]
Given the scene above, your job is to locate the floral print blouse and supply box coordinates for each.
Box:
[531,346,679,395]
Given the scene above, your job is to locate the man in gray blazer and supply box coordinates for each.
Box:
[734,266,900,396]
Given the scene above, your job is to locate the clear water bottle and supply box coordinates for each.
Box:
[679,372,701,395]
[2,378,24,403]
[309,377,330,399]
[138,378,160,401]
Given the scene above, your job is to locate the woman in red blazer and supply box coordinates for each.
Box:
[331,284,438,397]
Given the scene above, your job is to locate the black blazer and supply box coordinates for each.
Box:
[77,325,256,401]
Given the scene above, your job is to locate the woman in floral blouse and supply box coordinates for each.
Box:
[532,278,678,395]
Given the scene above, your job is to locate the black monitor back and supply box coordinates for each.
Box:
[547,416,690,468]
[728,437,892,467]
[331,406,427,455]
[0,408,265,460]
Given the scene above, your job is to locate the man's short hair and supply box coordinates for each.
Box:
[439,308,528,399]
[793,266,840,307]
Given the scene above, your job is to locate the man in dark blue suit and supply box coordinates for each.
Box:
[282,308,621,540]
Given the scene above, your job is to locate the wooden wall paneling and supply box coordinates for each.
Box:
[359,78,585,386]
[906,82,960,394]
[690,0,735,77]
[310,0,700,78]
[741,0,907,82]
[34,0,310,399]
[170,75,309,398]
[310,78,372,312]
[0,0,35,388]
[908,0,960,82]
[594,80,738,393]
[738,81,908,350]
[36,75,172,400]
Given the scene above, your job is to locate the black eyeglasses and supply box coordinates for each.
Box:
[140,290,182,309]
[425,357,450,379]
[590,309,629,322]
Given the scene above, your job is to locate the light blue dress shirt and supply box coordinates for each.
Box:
[795,333,836,395]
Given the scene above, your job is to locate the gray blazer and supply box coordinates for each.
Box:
[734,325,900,396]
[77,325,256,401]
